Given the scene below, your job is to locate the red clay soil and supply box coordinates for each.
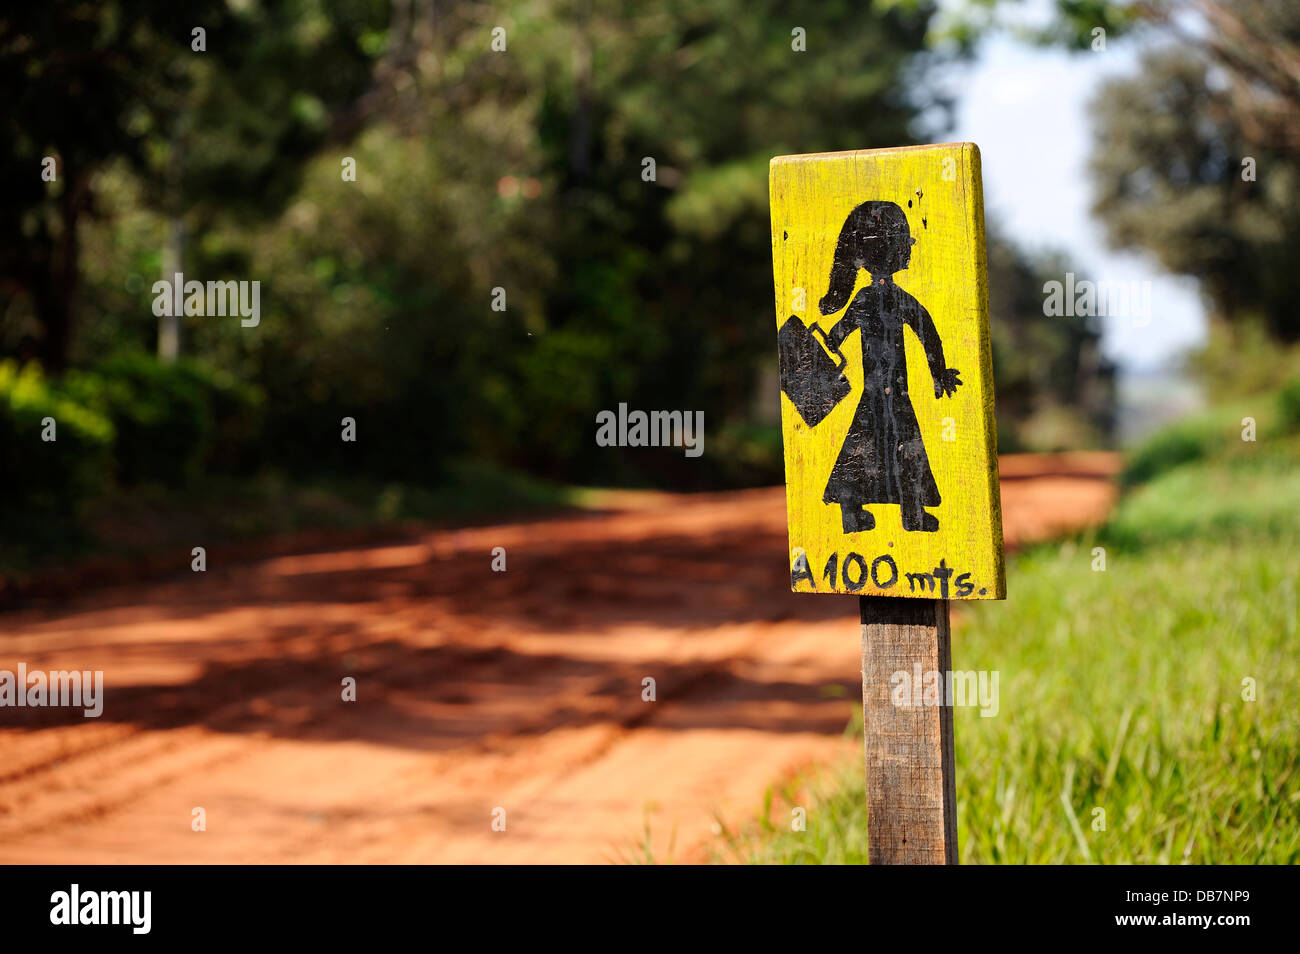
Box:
[0,454,1118,864]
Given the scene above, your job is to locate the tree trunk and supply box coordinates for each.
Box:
[158,214,184,363]
[35,167,88,374]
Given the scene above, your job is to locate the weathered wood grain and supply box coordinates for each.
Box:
[860,595,958,864]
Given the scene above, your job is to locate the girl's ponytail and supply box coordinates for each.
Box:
[819,209,862,316]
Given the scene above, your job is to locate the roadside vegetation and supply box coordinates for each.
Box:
[719,379,1300,864]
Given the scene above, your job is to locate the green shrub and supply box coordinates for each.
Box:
[704,423,784,487]
[1121,423,1213,488]
[1278,377,1300,433]
[0,361,114,541]
[65,351,262,486]
[1122,379,1300,490]
[1120,405,1240,489]
[66,353,207,486]
[177,362,264,476]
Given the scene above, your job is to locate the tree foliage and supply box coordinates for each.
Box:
[1091,46,1300,340]
[1088,1,1300,343]
[0,0,390,369]
[5,0,1119,497]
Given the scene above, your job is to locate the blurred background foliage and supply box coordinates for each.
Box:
[1088,0,1300,401]
[21,0,1300,561]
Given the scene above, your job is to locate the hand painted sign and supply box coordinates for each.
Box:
[771,143,1005,599]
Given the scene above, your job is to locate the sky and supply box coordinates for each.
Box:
[941,22,1207,374]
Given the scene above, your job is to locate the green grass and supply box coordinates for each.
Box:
[720,387,1300,865]
[1120,374,1300,489]
[1103,437,1300,552]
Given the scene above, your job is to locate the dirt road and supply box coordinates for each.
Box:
[0,453,1117,863]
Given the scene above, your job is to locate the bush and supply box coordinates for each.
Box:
[65,351,263,486]
[200,365,265,476]
[0,361,115,546]
[1277,377,1300,433]
[1120,421,1217,488]
[1122,378,1300,490]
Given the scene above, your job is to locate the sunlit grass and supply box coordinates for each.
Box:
[720,402,1300,864]
[718,532,1299,864]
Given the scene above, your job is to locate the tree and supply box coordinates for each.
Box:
[986,229,1116,449]
[0,0,392,371]
[1133,0,1300,157]
[1090,42,1300,341]
[163,0,958,486]
[0,2,219,370]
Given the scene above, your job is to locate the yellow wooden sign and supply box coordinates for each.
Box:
[771,143,1005,600]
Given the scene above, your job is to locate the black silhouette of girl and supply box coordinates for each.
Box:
[817,200,961,534]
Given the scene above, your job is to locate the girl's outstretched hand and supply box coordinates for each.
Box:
[935,367,962,398]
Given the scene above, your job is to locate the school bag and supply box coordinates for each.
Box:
[776,315,852,427]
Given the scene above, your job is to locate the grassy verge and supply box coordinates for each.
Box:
[719,386,1300,864]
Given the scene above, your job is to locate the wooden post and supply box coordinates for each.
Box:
[769,145,1000,865]
[860,596,957,865]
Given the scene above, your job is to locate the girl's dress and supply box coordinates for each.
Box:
[820,280,946,509]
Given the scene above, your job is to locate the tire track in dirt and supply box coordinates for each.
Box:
[0,454,1118,863]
